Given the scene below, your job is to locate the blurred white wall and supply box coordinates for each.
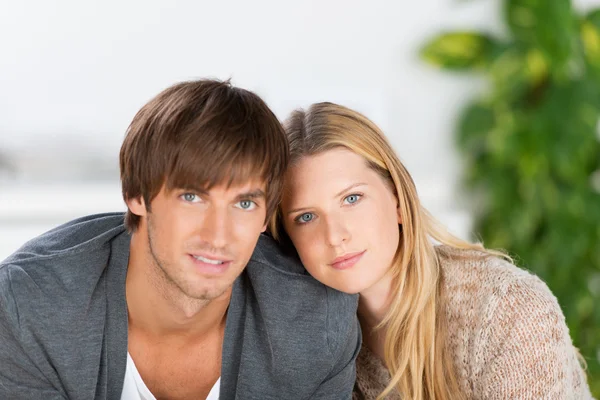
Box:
[1,0,598,259]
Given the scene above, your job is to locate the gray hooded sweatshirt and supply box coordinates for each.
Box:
[0,213,361,399]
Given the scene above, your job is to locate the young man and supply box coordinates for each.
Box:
[0,80,361,399]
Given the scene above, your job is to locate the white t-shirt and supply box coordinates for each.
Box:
[120,352,220,400]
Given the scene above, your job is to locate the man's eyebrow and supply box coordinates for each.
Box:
[235,189,266,201]
[179,187,210,196]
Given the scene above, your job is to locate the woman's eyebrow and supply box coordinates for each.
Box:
[286,183,368,216]
[286,206,311,216]
[334,182,367,198]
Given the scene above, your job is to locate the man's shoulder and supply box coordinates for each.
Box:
[248,235,357,313]
[0,213,129,400]
[243,234,359,351]
[249,234,307,275]
[0,212,128,312]
[1,212,127,267]
[226,235,360,398]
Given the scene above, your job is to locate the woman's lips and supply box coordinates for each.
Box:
[330,250,366,270]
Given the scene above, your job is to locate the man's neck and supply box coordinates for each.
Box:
[126,248,227,400]
[126,235,231,341]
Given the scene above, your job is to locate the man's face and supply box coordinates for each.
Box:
[129,181,267,301]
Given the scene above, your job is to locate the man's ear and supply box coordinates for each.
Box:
[126,196,147,217]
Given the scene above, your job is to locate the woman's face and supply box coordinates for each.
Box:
[281,148,401,294]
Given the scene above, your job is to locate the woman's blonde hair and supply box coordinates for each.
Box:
[270,102,507,400]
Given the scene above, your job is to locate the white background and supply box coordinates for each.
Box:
[1,0,598,259]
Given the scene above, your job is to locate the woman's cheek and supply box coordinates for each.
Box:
[303,231,325,271]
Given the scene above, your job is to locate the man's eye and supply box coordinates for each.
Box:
[237,200,256,210]
[295,213,315,224]
[181,193,200,203]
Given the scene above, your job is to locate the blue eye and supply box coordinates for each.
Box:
[344,194,361,204]
[182,193,200,203]
[296,213,315,224]
[237,200,256,210]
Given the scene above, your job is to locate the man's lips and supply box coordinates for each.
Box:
[189,252,231,265]
[329,250,366,270]
[188,253,232,274]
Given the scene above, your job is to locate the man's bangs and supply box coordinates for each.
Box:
[166,138,272,192]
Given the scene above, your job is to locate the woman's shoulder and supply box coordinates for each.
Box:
[435,244,552,304]
[436,245,592,398]
[354,344,401,400]
[435,244,563,335]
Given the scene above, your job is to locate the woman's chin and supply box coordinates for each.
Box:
[306,270,372,294]
[325,280,368,295]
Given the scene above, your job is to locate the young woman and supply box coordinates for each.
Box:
[271,102,592,400]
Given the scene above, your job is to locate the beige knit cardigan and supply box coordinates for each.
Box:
[354,246,594,400]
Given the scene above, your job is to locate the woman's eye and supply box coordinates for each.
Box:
[343,194,362,204]
[296,213,315,224]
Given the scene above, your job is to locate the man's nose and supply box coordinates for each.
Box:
[199,207,230,249]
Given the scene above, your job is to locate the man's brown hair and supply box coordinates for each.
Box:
[119,79,288,231]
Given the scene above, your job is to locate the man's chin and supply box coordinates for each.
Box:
[184,284,232,302]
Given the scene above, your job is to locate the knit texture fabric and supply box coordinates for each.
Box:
[354,246,594,400]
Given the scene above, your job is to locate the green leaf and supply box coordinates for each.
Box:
[457,101,495,153]
[488,47,534,102]
[505,0,577,74]
[423,2,600,395]
[420,31,499,71]
[581,9,600,69]
[586,8,600,26]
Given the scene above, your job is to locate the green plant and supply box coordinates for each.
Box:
[421,0,600,394]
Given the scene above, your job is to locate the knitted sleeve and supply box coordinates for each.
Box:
[472,274,593,400]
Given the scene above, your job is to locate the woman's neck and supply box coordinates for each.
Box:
[357,272,395,361]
